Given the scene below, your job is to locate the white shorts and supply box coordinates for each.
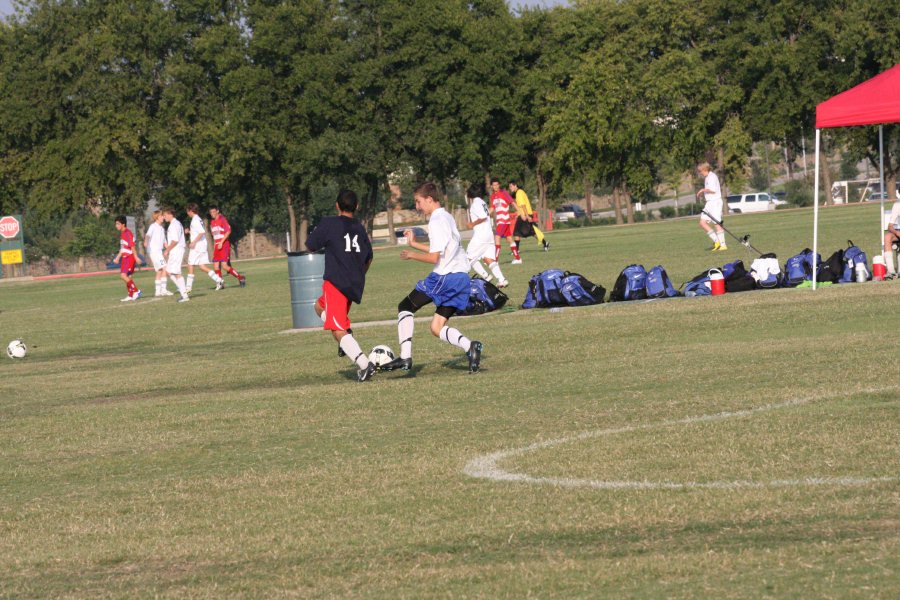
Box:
[702,199,723,223]
[166,247,185,275]
[188,246,210,266]
[467,239,495,263]
[149,250,166,272]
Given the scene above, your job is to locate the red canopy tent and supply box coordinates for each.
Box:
[812,64,900,289]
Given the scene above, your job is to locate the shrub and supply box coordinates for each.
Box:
[658,206,676,219]
[783,180,813,207]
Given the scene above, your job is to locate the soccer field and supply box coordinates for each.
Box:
[1,204,899,598]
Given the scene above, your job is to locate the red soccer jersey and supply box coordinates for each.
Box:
[120,228,135,256]
[210,215,231,245]
[490,190,514,225]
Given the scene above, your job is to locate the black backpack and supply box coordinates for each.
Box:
[818,249,844,283]
[722,260,756,292]
[457,278,508,316]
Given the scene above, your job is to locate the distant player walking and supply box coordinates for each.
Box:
[489,178,522,264]
[144,210,172,297]
[162,208,190,303]
[381,182,483,374]
[696,162,727,251]
[509,181,549,252]
[208,206,246,288]
[185,203,224,294]
[114,216,142,301]
[305,190,377,382]
[465,183,508,288]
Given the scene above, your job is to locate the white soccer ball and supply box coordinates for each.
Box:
[6,339,27,359]
[368,344,395,367]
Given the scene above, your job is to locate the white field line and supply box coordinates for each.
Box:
[464,386,900,491]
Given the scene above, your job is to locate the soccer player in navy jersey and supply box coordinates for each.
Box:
[380,182,483,374]
[305,189,376,382]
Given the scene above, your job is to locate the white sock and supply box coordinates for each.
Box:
[708,231,717,242]
[186,274,194,290]
[488,261,505,282]
[717,232,726,245]
[339,334,368,369]
[885,250,896,274]
[439,325,471,352]
[171,275,187,297]
[471,261,491,280]
[155,280,162,295]
[398,311,415,359]
[207,270,223,283]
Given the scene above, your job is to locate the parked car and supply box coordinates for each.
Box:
[395,226,428,244]
[726,192,785,214]
[554,204,587,222]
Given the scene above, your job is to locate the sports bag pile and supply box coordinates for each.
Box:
[782,248,820,287]
[521,269,605,308]
[457,278,509,316]
[750,253,781,288]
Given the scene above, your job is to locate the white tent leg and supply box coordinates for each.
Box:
[879,125,885,250]
[813,129,821,291]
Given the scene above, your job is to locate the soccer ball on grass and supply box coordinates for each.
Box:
[7,339,27,359]
[368,344,395,367]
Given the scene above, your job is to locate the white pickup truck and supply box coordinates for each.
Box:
[726,192,786,214]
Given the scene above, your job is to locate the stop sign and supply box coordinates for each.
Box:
[0,215,20,239]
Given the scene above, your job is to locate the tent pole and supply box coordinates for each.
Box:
[813,129,821,291]
[879,125,885,251]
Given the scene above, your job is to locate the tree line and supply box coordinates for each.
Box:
[1,0,898,255]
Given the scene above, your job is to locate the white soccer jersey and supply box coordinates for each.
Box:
[468,197,494,244]
[703,171,722,203]
[189,214,208,251]
[166,219,186,249]
[145,222,166,253]
[890,201,900,229]
[428,207,469,276]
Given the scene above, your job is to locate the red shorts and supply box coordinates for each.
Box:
[120,256,135,275]
[212,242,231,263]
[495,222,514,239]
[316,280,352,331]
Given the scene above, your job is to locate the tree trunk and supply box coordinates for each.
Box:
[612,186,624,225]
[821,134,833,206]
[386,178,397,246]
[717,146,729,214]
[536,155,547,212]
[285,188,298,251]
[364,176,378,234]
[298,187,310,251]
[583,174,593,221]
[624,182,635,224]
[783,136,794,180]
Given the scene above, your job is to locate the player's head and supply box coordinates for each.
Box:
[186,203,199,217]
[162,207,175,221]
[336,189,359,214]
[508,180,518,192]
[697,162,711,176]
[490,178,501,192]
[115,215,127,230]
[152,209,163,223]
[466,183,483,201]
[413,182,442,215]
[209,205,220,219]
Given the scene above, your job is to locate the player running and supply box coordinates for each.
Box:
[380,182,483,374]
[509,181,549,252]
[465,183,508,287]
[489,178,522,264]
[208,206,246,288]
[113,216,142,301]
[305,190,377,382]
[696,162,728,251]
[144,210,172,297]
[162,208,190,303]
[185,203,224,294]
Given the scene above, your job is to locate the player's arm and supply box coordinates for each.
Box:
[468,216,487,229]
[400,249,439,264]
[190,230,203,249]
[163,239,175,256]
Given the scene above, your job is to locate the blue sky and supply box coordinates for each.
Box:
[0,1,569,17]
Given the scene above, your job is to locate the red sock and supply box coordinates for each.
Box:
[227,267,241,279]
[215,269,222,279]
[511,245,520,260]
[126,281,137,295]
[494,244,501,261]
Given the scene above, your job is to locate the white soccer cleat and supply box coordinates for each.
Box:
[497,279,509,288]
[120,296,133,302]
[511,259,523,265]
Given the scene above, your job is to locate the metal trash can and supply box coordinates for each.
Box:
[287,251,325,329]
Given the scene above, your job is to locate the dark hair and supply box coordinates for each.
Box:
[490,177,500,185]
[208,205,219,212]
[508,180,518,186]
[115,215,127,226]
[414,181,441,202]
[186,203,200,214]
[162,207,175,215]
[336,189,359,213]
[466,183,483,199]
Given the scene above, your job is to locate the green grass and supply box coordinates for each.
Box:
[1,203,898,598]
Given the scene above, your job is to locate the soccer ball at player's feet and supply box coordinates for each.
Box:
[7,339,27,359]
[379,356,412,372]
[467,341,483,373]
[368,345,395,368]
[238,275,246,288]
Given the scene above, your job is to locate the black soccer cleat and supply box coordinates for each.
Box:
[467,341,483,373]
[238,275,247,288]
[358,362,376,382]
[543,240,550,251]
[379,356,412,372]
[337,346,346,358]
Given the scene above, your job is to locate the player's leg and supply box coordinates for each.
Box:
[699,215,718,250]
[884,231,898,277]
[167,250,189,301]
[380,288,432,371]
[319,281,374,381]
[467,241,492,281]
[494,233,502,261]
[222,253,246,287]
[715,224,727,250]
[427,272,483,373]
[212,260,225,289]
[484,248,508,287]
